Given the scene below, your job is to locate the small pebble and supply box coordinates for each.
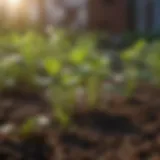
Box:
[36,115,50,127]
[0,123,15,134]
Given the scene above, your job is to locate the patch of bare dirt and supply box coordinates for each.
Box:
[0,83,160,160]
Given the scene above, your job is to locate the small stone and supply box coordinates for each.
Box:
[0,123,15,134]
[36,115,50,127]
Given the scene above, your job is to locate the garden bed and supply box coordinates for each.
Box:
[0,83,160,160]
[0,30,160,160]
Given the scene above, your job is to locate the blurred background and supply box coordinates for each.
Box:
[1,0,160,45]
[0,1,160,160]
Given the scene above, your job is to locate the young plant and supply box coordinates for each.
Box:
[0,29,110,127]
[145,41,160,85]
[121,39,146,96]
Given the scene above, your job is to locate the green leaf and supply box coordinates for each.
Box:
[124,67,138,96]
[20,118,37,136]
[44,58,62,75]
[70,47,88,64]
[87,76,100,106]
[61,69,80,86]
[56,109,70,127]
[121,40,146,62]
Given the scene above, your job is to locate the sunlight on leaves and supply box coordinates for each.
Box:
[44,58,62,75]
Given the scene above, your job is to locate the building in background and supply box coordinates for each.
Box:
[38,0,128,33]
[133,0,160,34]
[87,0,128,34]
[1,0,160,35]
[61,0,128,34]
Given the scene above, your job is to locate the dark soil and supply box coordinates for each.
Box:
[0,83,160,160]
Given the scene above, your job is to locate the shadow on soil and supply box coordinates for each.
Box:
[72,109,139,135]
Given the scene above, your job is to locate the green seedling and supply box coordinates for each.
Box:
[121,40,147,97]
[0,29,111,128]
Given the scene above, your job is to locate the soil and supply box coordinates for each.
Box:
[0,83,160,160]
